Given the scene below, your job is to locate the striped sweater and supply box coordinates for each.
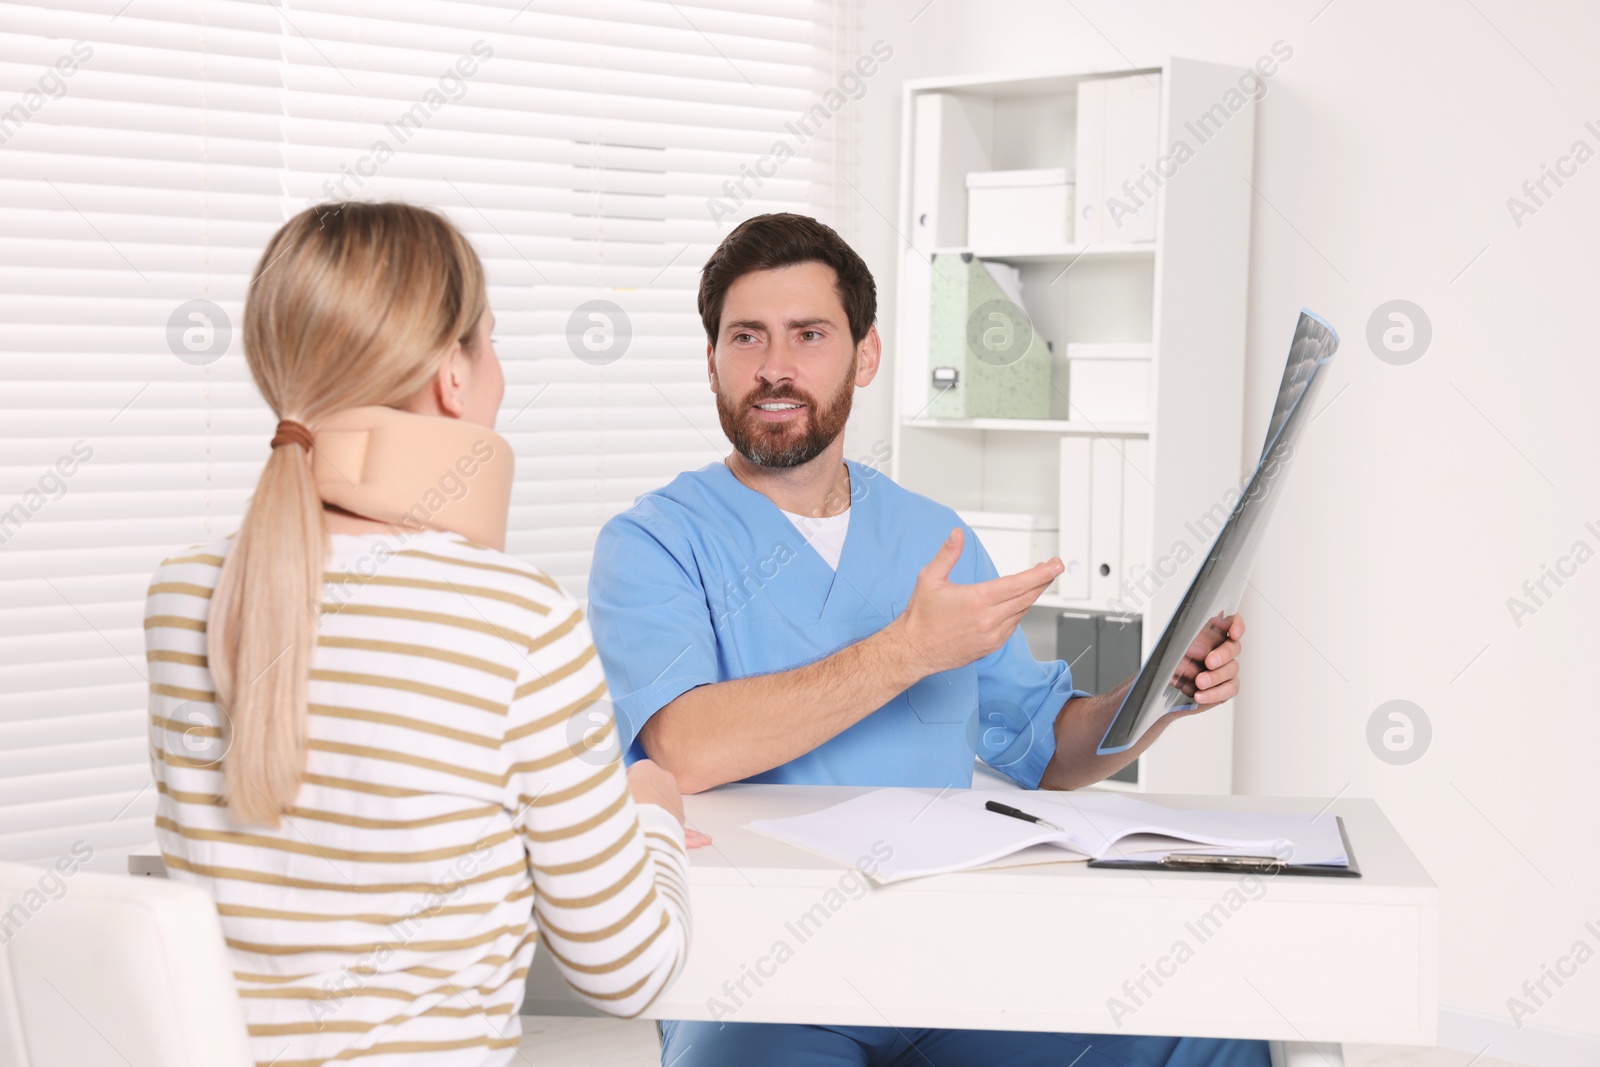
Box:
[144,529,691,1067]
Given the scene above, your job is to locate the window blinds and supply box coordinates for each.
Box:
[0,0,845,867]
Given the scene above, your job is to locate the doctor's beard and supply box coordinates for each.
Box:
[715,354,857,469]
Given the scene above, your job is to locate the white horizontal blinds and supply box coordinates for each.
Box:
[0,1,842,865]
[0,1,285,864]
[277,0,838,592]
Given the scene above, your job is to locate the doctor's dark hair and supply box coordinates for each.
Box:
[698,213,877,346]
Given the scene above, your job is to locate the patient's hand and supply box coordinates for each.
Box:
[627,759,712,848]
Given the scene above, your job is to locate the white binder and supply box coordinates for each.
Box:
[1125,75,1162,242]
[1073,79,1105,244]
[896,246,932,418]
[1074,74,1163,245]
[1101,75,1132,240]
[911,92,994,251]
[911,93,944,254]
[1057,437,1091,599]
[1120,437,1153,603]
[1088,437,1125,604]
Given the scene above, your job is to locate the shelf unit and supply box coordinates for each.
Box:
[890,60,1255,794]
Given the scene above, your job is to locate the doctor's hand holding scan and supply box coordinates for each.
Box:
[1172,611,1246,706]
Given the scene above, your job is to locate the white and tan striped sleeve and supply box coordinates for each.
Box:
[502,594,691,1019]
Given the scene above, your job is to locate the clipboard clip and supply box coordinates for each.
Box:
[1157,854,1285,873]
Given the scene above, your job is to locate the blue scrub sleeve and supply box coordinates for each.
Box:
[587,511,720,764]
[964,524,1093,789]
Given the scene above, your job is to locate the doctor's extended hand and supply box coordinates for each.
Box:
[892,528,1063,676]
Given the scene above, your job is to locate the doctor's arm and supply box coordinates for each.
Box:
[640,528,1061,794]
[1038,613,1246,791]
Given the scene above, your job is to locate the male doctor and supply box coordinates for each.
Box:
[588,213,1258,1067]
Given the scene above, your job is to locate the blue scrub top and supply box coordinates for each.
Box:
[586,459,1090,790]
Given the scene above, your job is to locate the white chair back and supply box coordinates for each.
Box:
[0,859,253,1067]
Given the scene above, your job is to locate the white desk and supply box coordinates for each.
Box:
[526,785,1438,1065]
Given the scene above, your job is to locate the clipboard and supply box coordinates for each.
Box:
[1086,815,1362,878]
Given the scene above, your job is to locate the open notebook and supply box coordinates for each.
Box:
[748,789,1350,885]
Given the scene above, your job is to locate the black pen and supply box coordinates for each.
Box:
[984,800,1064,832]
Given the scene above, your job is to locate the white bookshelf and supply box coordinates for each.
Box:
[890,60,1255,794]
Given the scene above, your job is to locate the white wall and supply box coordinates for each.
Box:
[841,0,1600,1052]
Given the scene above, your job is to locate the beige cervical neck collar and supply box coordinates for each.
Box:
[309,406,513,551]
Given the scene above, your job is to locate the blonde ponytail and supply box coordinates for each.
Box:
[207,203,487,827]
[207,440,325,825]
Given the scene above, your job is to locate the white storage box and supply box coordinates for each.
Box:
[1066,342,1152,423]
[966,168,1074,248]
[957,510,1060,581]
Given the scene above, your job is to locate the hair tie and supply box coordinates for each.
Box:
[271,420,315,451]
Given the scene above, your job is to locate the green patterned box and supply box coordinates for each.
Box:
[925,253,1052,420]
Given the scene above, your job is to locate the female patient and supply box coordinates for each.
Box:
[144,202,694,1066]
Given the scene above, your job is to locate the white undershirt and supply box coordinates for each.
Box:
[781,507,851,570]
